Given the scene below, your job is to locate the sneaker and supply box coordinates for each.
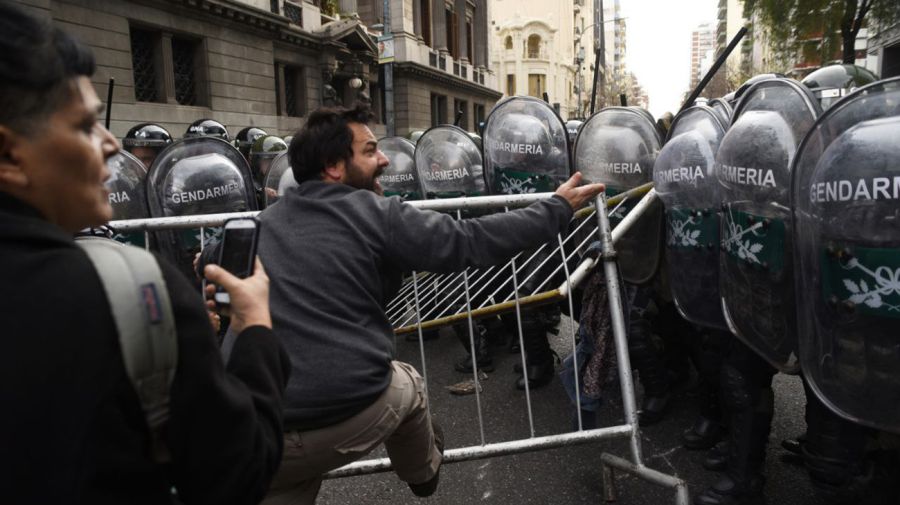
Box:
[408,420,445,497]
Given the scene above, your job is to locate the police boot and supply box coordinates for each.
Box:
[454,322,494,373]
[629,318,671,426]
[803,382,872,504]
[703,440,730,472]
[683,329,727,450]
[515,311,555,390]
[694,363,773,505]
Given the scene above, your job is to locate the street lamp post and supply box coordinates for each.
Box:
[383,0,395,136]
[590,0,604,115]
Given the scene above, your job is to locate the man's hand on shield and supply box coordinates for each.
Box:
[555,172,605,210]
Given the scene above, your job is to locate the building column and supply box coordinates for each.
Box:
[455,0,468,64]
[432,0,447,52]
[412,0,421,38]
[473,0,487,68]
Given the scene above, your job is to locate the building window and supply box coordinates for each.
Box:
[528,73,545,98]
[506,74,516,95]
[284,1,302,26]
[474,103,486,129]
[431,93,447,126]
[130,27,161,103]
[527,34,541,58]
[454,99,468,130]
[277,64,306,117]
[130,25,207,106]
[418,0,432,46]
[171,37,199,106]
[504,36,513,50]
[446,4,459,59]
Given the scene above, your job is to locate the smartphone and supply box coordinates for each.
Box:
[213,217,261,305]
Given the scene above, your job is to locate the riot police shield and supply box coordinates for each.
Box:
[716,78,821,372]
[709,98,733,127]
[377,136,422,200]
[793,77,900,433]
[105,150,150,247]
[147,137,257,279]
[575,107,664,284]
[653,105,728,329]
[482,96,571,195]
[262,151,297,207]
[415,125,485,199]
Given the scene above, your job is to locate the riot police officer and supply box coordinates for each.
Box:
[249,135,288,208]
[122,122,172,169]
[791,66,898,505]
[482,97,573,390]
[235,126,268,160]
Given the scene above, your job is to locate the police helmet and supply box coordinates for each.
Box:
[123,123,173,169]
[249,135,288,183]
[184,119,230,141]
[235,127,268,156]
[801,64,879,110]
[123,123,173,148]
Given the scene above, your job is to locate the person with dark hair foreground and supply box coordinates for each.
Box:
[256,105,605,504]
[0,4,291,503]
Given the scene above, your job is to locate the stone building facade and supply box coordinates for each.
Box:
[351,0,502,134]
[13,0,383,139]
[490,0,591,120]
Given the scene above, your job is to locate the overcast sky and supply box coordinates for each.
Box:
[619,0,719,118]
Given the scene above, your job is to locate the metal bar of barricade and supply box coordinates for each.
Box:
[601,453,690,505]
[107,184,654,233]
[411,272,430,399]
[457,209,487,447]
[594,193,643,465]
[507,206,536,437]
[557,233,582,430]
[323,424,634,479]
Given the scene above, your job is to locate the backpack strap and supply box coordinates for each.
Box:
[76,237,177,462]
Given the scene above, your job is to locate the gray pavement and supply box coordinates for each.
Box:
[316,318,828,505]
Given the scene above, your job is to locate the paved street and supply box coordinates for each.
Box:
[317,318,825,505]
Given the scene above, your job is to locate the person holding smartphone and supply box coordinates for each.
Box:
[242,105,604,504]
[0,5,291,504]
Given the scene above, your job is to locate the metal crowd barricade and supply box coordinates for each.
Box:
[109,182,688,504]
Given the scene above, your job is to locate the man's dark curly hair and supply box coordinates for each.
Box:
[288,105,375,184]
[0,3,96,134]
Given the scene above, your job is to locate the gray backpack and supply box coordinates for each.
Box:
[76,236,177,462]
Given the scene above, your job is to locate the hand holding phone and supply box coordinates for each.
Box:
[204,257,271,332]
[214,218,261,306]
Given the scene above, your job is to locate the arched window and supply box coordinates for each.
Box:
[504,35,513,50]
[527,34,541,58]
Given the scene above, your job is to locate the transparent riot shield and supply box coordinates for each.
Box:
[653,105,728,329]
[262,151,297,207]
[575,107,663,284]
[709,98,733,128]
[793,77,900,433]
[377,136,422,200]
[715,79,821,373]
[415,125,485,198]
[147,137,258,279]
[105,150,150,247]
[482,96,572,194]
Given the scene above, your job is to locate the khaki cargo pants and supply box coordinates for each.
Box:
[262,361,442,505]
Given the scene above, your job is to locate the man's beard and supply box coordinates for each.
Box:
[344,160,382,192]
